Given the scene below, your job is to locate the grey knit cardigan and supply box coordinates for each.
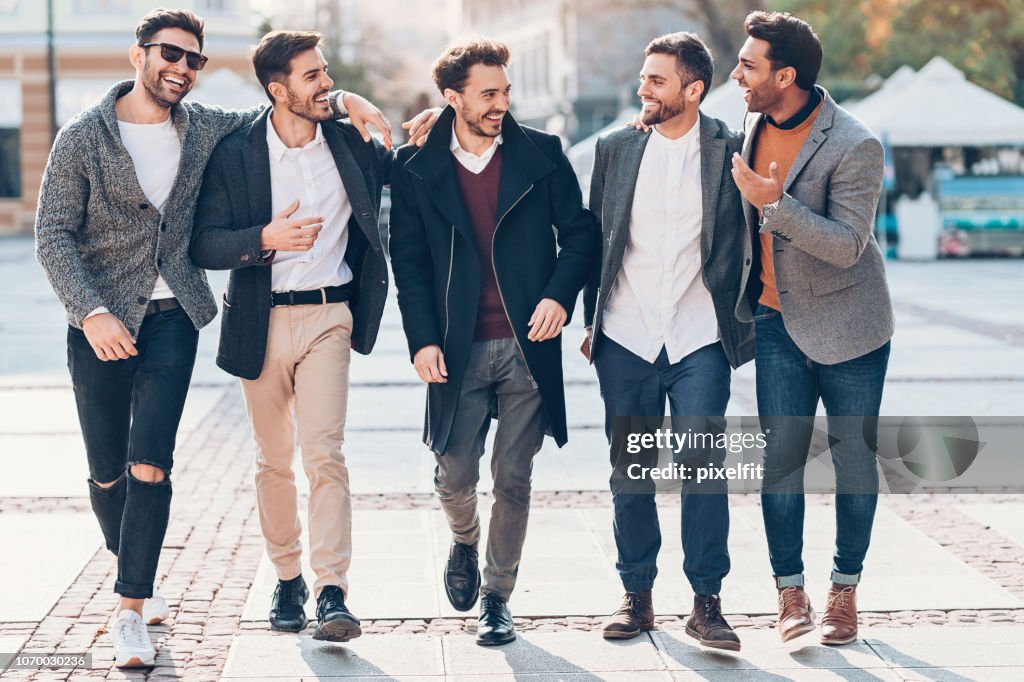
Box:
[35,80,264,334]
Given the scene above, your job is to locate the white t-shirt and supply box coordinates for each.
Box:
[118,116,181,301]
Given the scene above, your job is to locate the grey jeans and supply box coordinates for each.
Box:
[434,336,547,601]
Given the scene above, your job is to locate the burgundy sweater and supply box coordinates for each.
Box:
[453,147,514,341]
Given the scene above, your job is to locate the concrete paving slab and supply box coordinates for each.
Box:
[0,513,101,622]
[889,668,1023,682]
[654,630,886,672]
[443,630,666,676]
[955,502,1024,548]
[863,625,1024,669]
[447,674,673,682]
[673,671,902,681]
[0,434,89,497]
[222,634,444,678]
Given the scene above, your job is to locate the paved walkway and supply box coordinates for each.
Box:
[2,237,1024,680]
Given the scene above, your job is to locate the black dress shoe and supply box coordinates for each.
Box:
[444,540,481,612]
[476,593,516,646]
[269,575,308,632]
[312,585,362,642]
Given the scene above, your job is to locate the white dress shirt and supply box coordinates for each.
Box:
[601,123,720,364]
[450,123,503,173]
[267,113,354,293]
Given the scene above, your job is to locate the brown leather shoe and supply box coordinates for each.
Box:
[776,586,815,642]
[820,584,858,645]
[685,595,740,651]
[602,591,654,640]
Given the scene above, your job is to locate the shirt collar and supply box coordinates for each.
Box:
[765,86,822,130]
[449,122,503,159]
[267,112,325,163]
[651,118,700,148]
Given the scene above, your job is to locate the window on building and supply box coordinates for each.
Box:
[0,130,20,199]
[196,0,235,13]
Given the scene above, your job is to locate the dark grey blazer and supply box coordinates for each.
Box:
[736,87,894,365]
[190,108,392,380]
[582,113,755,369]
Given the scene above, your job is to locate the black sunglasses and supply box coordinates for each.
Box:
[140,42,208,71]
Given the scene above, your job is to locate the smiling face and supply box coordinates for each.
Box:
[730,36,789,115]
[636,53,692,126]
[132,27,200,108]
[269,47,335,123]
[446,63,510,140]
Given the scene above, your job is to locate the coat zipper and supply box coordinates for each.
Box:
[443,225,455,350]
[491,185,534,373]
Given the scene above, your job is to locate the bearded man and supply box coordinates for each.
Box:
[580,32,754,650]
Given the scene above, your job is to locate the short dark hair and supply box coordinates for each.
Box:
[251,30,324,102]
[135,8,205,51]
[744,11,822,90]
[645,32,714,103]
[432,38,510,94]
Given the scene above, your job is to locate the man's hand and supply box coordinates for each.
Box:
[402,107,444,147]
[82,313,138,361]
[260,199,323,252]
[627,113,651,133]
[731,153,783,208]
[527,298,567,342]
[580,326,593,361]
[342,91,393,150]
[413,344,448,383]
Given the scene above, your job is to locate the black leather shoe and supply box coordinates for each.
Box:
[444,540,481,612]
[476,593,516,646]
[269,575,309,633]
[312,585,362,642]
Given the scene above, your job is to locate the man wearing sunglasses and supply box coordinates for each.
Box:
[35,8,436,669]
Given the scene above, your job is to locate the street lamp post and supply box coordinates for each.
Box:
[46,0,58,141]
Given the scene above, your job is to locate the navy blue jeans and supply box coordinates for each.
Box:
[595,337,732,596]
[755,304,890,587]
[67,305,198,598]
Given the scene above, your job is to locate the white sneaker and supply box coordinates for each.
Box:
[111,610,156,668]
[143,592,170,625]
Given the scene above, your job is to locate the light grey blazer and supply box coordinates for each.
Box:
[735,87,894,365]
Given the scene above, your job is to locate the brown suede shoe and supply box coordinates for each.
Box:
[685,595,741,651]
[602,592,654,640]
[776,586,816,643]
[820,584,858,645]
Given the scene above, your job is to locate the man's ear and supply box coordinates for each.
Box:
[128,44,144,72]
[777,66,797,90]
[443,87,460,108]
[687,80,704,103]
[267,80,285,105]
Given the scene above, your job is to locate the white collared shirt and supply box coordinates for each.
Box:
[600,122,720,364]
[267,113,353,293]
[450,123,503,173]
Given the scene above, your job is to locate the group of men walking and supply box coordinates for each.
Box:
[35,6,892,669]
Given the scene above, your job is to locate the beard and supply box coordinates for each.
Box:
[746,83,782,114]
[460,104,504,138]
[640,94,687,126]
[140,58,191,109]
[285,87,333,124]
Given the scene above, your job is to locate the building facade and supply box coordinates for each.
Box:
[0,0,257,234]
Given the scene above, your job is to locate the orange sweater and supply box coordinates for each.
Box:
[753,101,823,310]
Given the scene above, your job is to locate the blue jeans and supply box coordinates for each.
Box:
[68,305,198,598]
[755,304,890,587]
[595,337,732,596]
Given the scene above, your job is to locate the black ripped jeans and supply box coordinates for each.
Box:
[67,305,198,598]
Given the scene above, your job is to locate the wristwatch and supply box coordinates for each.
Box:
[329,91,349,119]
[760,197,781,226]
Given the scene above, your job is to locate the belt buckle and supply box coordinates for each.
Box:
[320,287,327,304]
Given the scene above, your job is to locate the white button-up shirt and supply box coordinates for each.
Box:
[601,123,720,364]
[267,114,354,293]
[450,123,503,173]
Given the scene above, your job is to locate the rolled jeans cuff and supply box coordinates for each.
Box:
[831,570,861,586]
[622,579,655,594]
[775,573,805,589]
[691,580,723,597]
[114,579,154,600]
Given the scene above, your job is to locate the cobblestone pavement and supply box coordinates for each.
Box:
[2,387,1024,680]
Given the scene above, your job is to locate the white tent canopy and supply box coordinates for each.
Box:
[701,80,748,131]
[847,57,1024,147]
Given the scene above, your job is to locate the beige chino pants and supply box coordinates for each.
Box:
[240,301,353,598]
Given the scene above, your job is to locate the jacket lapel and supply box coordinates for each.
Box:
[494,114,556,221]
[404,107,473,241]
[322,122,381,249]
[698,114,724,262]
[604,131,648,280]
[782,87,835,191]
[239,111,273,227]
[740,112,763,235]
